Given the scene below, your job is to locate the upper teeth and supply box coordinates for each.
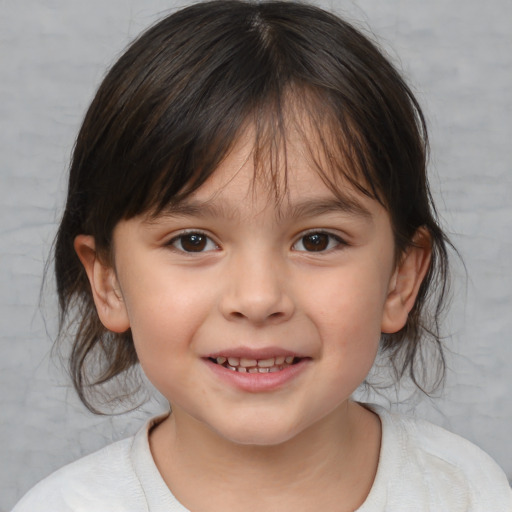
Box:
[216,355,295,368]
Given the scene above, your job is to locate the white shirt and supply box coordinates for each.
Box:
[13,406,512,511]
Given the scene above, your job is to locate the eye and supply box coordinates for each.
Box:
[169,232,218,253]
[292,232,345,252]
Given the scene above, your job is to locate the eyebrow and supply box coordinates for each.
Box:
[280,197,372,221]
[149,195,372,223]
[152,199,236,221]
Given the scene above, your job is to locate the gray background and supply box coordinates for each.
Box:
[1,0,511,510]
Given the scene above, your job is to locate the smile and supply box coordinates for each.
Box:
[210,355,299,373]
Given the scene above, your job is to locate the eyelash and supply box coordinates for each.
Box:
[167,231,219,253]
[292,231,347,253]
[167,230,347,254]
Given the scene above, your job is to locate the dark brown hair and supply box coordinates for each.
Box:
[55,0,451,412]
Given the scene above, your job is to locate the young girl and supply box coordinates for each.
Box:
[13,1,512,510]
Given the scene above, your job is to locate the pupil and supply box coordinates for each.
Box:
[182,234,206,252]
[303,233,328,251]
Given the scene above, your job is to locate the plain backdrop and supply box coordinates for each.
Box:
[1,0,511,510]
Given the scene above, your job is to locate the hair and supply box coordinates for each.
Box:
[54,0,451,413]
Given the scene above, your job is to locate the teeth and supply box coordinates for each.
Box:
[214,354,300,372]
[240,358,257,368]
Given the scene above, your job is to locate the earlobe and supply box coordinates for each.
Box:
[74,235,130,333]
[381,228,432,334]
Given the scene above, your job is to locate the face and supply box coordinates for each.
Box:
[79,130,424,447]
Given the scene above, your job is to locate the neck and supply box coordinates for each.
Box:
[150,401,381,512]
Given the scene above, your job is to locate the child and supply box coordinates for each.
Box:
[13,0,512,510]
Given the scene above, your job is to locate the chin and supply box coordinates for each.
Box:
[212,417,304,447]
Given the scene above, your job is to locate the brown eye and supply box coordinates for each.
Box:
[302,233,329,251]
[171,233,217,253]
[292,232,344,252]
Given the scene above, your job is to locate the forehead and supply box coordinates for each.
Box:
[153,126,377,223]
[141,88,387,225]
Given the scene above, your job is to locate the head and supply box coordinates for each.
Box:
[55,0,450,414]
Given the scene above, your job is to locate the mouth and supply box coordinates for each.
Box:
[208,355,302,374]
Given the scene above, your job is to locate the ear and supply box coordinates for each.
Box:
[74,235,130,333]
[381,228,431,334]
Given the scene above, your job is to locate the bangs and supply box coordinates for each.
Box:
[142,85,385,221]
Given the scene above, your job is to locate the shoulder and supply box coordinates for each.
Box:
[12,435,145,512]
[395,409,509,488]
[363,405,512,511]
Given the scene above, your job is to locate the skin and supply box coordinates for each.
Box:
[75,129,430,512]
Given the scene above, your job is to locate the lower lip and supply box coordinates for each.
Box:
[204,358,309,392]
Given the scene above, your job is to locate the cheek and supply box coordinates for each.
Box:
[126,298,203,401]
[304,266,390,334]
[118,267,215,372]
[299,261,391,377]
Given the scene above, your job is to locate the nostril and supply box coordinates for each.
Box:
[222,291,294,324]
[229,310,287,322]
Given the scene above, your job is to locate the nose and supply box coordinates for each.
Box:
[219,250,295,325]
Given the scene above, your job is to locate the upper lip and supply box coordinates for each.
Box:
[205,346,307,360]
